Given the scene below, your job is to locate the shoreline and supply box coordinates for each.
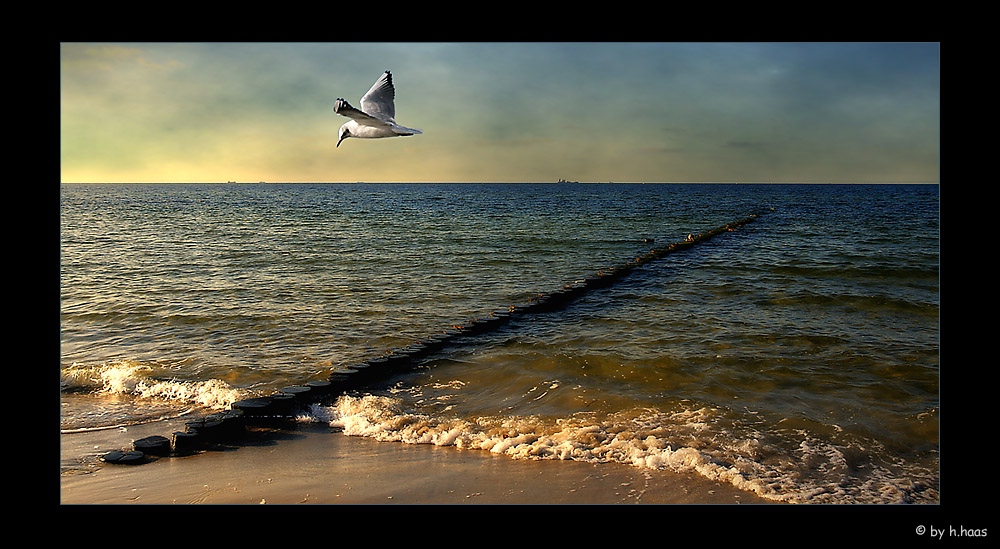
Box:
[61,418,772,505]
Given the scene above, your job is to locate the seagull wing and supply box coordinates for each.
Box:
[359,70,396,122]
[334,98,391,129]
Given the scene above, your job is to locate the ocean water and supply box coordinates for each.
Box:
[59,182,939,503]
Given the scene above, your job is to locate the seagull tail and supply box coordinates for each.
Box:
[392,125,422,136]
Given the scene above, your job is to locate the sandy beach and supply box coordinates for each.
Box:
[61,417,772,505]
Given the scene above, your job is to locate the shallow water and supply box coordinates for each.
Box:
[60,182,939,503]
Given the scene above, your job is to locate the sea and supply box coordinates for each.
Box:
[59,182,940,504]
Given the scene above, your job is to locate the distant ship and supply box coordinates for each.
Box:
[556,178,578,184]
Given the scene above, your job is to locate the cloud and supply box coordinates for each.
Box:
[61,42,940,184]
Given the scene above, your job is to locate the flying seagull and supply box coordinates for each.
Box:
[333,70,422,147]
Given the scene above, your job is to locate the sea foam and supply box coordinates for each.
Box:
[61,359,246,410]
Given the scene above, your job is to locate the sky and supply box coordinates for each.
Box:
[60,42,940,184]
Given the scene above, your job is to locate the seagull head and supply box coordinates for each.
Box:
[337,125,351,147]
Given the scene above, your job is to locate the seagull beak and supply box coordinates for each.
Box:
[336,136,344,148]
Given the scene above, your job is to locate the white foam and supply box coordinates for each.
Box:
[301,393,939,504]
[61,359,246,410]
[303,394,777,499]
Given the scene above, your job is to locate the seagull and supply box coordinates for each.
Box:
[333,70,422,147]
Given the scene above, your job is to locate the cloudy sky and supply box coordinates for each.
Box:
[60,42,939,184]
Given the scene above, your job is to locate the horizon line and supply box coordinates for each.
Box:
[60,180,941,185]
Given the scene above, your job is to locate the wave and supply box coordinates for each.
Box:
[59,407,198,434]
[60,359,248,410]
[298,393,939,504]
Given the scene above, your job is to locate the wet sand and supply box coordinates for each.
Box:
[60,418,772,505]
